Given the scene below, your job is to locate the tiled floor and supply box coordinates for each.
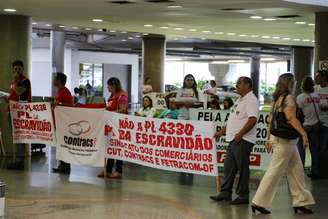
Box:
[0,148,326,219]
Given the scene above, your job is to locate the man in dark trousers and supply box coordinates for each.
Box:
[7,60,32,170]
[210,77,259,205]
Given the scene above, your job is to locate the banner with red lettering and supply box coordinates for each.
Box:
[55,106,105,167]
[9,101,55,145]
[104,111,218,176]
[190,109,272,170]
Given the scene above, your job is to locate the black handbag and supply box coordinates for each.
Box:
[271,95,300,139]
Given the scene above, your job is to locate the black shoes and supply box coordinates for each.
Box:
[251,205,271,214]
[230,197,249,205]
[294,207,314,214]
[209,194,232,202]
[52,166,71,174]
[7,161,24,170]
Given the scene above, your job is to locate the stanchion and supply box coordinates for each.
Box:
[216,171,221,192]
[0,181,5,217]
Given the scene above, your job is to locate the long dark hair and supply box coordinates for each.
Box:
[107,77,122,93]
[182,74,199,99]
[143,95,153,108]
[272,73,294,101]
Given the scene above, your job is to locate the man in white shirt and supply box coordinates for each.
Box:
[210,77,259,205]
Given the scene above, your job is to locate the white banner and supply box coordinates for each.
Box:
[104,111,218,176]
[190,109,272,170]
[9,101,55,145]
[55,106,105,167]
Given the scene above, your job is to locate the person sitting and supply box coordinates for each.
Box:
[135,96,156,118]
[77,87,87,104]
[223,97,234,110]
[159,97,179,120]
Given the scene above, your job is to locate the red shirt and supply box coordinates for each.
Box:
[107,90,129,114]
[55,87,73,106]
[9,75,31,102]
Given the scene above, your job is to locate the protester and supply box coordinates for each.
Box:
[73,87,79,103]
[296,77,321,179]
[223,97,234,110]
[77,87,87,104]
[98,77,128,179]
[208,95,221,110]
[52,72,74,174]
[7,60,31,170]
[159,97,179,119]
[86,80,92,95]
[143,77,153,94]
[135,96,156,118]
[252,73,315,214]
[176,74,204,120]
[315,70,328,153]
[202,80,211,91]
[210,77,259,205]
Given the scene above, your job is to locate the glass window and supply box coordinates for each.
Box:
[79,63,103,96]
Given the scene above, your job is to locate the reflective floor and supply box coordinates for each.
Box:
[0,148,327,219]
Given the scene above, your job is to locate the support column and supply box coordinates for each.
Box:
[250,57,260,98]
[291,47,313,95]
[50,31,65,94]
[0,15,31,155]
[315,12,328,71]
[142,35,165,92]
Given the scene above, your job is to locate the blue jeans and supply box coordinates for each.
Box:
[297,123,320,175]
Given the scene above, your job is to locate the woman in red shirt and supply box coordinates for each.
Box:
[98,77,129,179]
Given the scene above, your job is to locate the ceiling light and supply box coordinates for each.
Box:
[211,61,229,64]
[188,29,197,32]
[85,28,92,30]
[121,39,127,42]
[92,19,103,22]
[160,26,169,29]
[239,34,248,37]
[228,60,245,63]
[173,38,179,41]
[312,40,315,43]
[227,33,236,36]
[251,35,259,38]
[59,25,66,28]
[202,30,211,34]
[264,18,276,21]
[135,35,141,38]
[295,21,306,25]
[121,31,127,33]
[308,23,315,26]
[249,15,263,19]
[3,8,16,12]
[110,30,117,33]
[261,58,276,61]
[72,26,79,29]
[168,5,182,9]
[45,24,52,27]
[262,35,271,39]
[303,39,310,42]
[283,37,291,40]
[174,27,184,30]
[201,37,207,40]
[128,37,134,40]
[215,32,224,35]
[144,24,153,27]
[293,38,301,41]
[272,36,280,39]
[143,33,149,35]
[32,22,37,25]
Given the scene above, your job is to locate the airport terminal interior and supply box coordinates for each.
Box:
[1,0,328,218]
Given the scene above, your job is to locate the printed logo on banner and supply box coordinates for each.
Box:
[55,107,105,167]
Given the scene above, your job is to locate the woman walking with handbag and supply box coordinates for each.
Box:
[251,73,315,214]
